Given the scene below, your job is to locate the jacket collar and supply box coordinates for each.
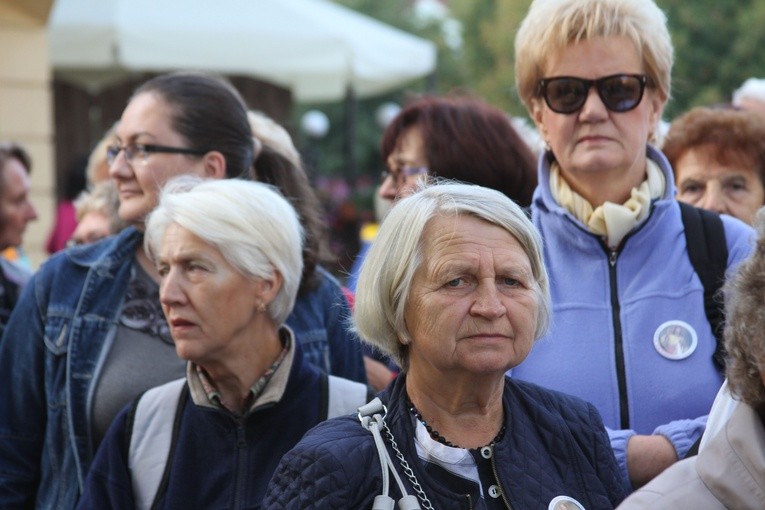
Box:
[187,326,298,411]
[66,226,143,270]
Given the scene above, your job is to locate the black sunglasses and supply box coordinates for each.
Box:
[538,74,648,114]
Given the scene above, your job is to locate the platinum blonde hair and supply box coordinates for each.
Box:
[144,176,304,326]
[515,0,673,113]
[353,180,551,371]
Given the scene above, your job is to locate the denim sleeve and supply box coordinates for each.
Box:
[325,279,367,384]
[76,407,135,510]
[0,272,48,508]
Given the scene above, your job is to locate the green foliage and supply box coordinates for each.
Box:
[294,0,765,274]
[449,0,531,115]
[296,0,765,176]
[661,0,765,117]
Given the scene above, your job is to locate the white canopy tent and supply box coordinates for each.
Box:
[47,0,437,102]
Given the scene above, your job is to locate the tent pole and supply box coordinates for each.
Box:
[343,86,357,179]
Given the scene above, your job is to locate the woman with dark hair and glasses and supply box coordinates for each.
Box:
[0,71,256,510]
[349,95,539,389]
[377,95,538,205]
[509,0,754,493]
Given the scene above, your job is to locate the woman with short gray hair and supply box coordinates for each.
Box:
[78,177,368,509]
[264,182,626,509]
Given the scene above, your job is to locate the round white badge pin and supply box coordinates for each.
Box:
[653,320,698,360]
[548,495,585,510]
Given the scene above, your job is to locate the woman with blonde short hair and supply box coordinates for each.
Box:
[510,0,754,491]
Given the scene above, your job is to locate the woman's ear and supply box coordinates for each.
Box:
[646,89,666,141]
[258,270,283,306]
[530,99,548,145]
[201,150,227,179]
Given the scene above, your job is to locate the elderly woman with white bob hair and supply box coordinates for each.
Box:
[76,176,369,510]
[264,181,627,510]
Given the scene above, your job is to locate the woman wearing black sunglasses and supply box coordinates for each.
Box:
[510,0,755,495]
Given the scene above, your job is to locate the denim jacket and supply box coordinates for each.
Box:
[287,265,366,383]
[0,227,140,510]
[0,229,366,509]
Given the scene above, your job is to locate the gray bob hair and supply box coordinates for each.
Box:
[353,181,551,371]
[144,176,304,326]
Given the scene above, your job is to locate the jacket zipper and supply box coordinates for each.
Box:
[558,206,655,430]
[489,445,514,509]
[608,249,630,429]
[232,420,247,509]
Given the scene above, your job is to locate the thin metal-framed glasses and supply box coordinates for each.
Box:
[380,166,429,186]
[538,74,648,114]
[106,143,208,166]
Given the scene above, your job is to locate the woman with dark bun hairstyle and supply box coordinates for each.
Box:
[0,71,256,510]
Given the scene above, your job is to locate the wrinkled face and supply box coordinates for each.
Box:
[158,223,269,367]
[379,125,429,203]
[0,158,37,250]
[531,36,663,203]
[675,146,765,225]
[110,92,207,226]
[404,215,539,379]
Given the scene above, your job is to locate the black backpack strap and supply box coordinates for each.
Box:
[678,202,728,371]
[319,372,329,421]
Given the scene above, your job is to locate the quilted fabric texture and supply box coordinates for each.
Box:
[263,375,627,509]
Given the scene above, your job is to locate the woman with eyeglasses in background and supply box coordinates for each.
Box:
[376,95,538,205]
[347,95,539,390]
[0,71,256,510]
[508,0,754,494]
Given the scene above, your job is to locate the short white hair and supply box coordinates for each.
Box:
[144,176,304,326]
[732,78,765,106]
[353,180,551,370]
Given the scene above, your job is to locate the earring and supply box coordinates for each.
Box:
[257,302,266,313]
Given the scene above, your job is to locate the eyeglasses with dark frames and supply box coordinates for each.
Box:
[106,143,208,166]
[538,74,649,114]
[380,166,429,186]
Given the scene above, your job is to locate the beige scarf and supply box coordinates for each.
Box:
[550,159,665,248]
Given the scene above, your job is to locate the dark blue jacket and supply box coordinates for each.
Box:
[76,343,359,510]
[264,374,627,509]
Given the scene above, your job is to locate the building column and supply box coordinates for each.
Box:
[0,0,55,268]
